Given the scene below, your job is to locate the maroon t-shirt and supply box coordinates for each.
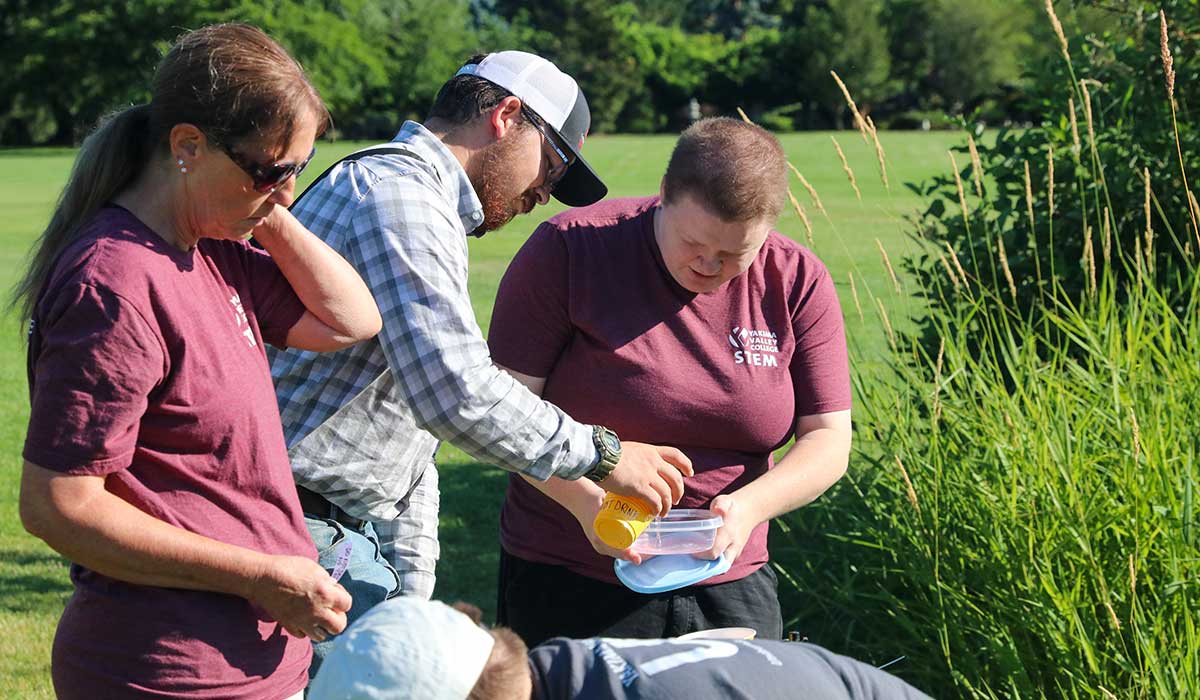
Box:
[23,206,315,700]
[489,196,851,585]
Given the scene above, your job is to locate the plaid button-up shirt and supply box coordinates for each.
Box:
[269,122,597,582]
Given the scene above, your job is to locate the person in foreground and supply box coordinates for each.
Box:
[488,117,852,644]
[267,50,692,673]
[307,597,934,700]
[15,24,382,700]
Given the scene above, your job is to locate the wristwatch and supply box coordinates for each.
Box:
[585,426,622,482]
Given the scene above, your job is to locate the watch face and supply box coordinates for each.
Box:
[601,431,621,454]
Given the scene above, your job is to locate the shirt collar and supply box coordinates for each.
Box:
[392,121,486,236]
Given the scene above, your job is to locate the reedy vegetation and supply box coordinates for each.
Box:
[770,3,1200,697]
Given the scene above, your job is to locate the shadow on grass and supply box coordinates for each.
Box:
[0,548,71,614]
[434,458,509,623]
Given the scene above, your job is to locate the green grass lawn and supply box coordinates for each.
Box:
[0,130,963,697]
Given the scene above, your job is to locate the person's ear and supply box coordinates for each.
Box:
[488,96,524,140]
[169,123,209,167]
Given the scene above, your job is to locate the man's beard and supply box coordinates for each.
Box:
[472,132,535,232]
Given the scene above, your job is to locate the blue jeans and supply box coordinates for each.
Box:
[304,515,402,680]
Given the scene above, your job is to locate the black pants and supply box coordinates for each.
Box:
[496,547,783,647]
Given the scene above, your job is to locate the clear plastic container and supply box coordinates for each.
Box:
[630,509,723,555]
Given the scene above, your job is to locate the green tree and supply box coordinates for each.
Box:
[363,0,479,133]
[0,0,196,144]
[774,0,893,129]
[883,0,1039,118]
[618,22,729,131]
[218,0,390,129]
[490,0,649,132]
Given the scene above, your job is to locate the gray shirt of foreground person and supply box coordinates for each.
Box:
[529,637,933,700]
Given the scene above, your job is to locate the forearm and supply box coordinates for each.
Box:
[732,426,851,525]
[256,207,381,340]
[402,356,598,481]
[20,464,266,598]
[520,473,606,523]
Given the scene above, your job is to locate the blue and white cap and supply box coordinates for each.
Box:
[456,51,607,206]
[308,598,495,700]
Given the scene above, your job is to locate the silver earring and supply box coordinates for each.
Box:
[178,159,187,174]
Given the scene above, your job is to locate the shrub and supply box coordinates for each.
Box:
[772,3,1200,697]
[909,1,1200,335]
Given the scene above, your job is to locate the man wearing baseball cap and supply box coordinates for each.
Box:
[307,598,935,700]
[268,51,694,677]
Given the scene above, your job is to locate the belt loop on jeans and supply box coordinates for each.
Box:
[296,485,366,530]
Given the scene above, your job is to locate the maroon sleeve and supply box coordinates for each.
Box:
[234,241,307,348]
[488,222,574,377]
[790,261,852,417]
[23,283,166,475]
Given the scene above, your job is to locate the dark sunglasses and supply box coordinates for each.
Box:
[520,106,571,188]
[222,144,317,193]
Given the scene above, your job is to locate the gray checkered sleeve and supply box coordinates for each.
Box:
[372,461,439,599]
[346,175,597,481]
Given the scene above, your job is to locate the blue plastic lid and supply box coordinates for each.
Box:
[614,553,731,594]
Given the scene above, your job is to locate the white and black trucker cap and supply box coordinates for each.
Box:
[456,51,607,207]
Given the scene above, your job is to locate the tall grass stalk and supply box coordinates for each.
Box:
[1159,11,1200,250]
[832,135,862,200]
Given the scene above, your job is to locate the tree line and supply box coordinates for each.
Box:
[1,0,1121,145]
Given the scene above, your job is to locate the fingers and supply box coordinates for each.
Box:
[709,494,733,517]
[315,608,348,636]
[698,529,729,560]
[656,461,686,505]
[312,581,350,636]
[329,581,352,613]
[658,446,694,477]
[698,498,736,560]
[618,548,644,565]
[653,446,691,513]
[647,479,672,516]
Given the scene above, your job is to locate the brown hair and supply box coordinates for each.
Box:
[449,603,531,700]
[468,628,531,700]
[661,117,787,222]
[10,22,329,324]
[426,53,535,133]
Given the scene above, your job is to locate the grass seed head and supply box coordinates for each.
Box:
[831,70,871,145]
[1068,97,1081,161]
[1046,0,1071,64]
[787,162,827,216]
[848,272,864,322]
[967,134,984,197]
[950,151,969,225]
[1161,11,1176,100]
[788,189,814,247]
[831,136,861,200]
[876,238,901,295]
[998,235,1017,301]
[894,455,920,513]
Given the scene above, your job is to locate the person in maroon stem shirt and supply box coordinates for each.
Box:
[488,117,853,645]
[14,24,382,700]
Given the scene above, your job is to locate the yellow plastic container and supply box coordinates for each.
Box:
[593,493,656,549]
